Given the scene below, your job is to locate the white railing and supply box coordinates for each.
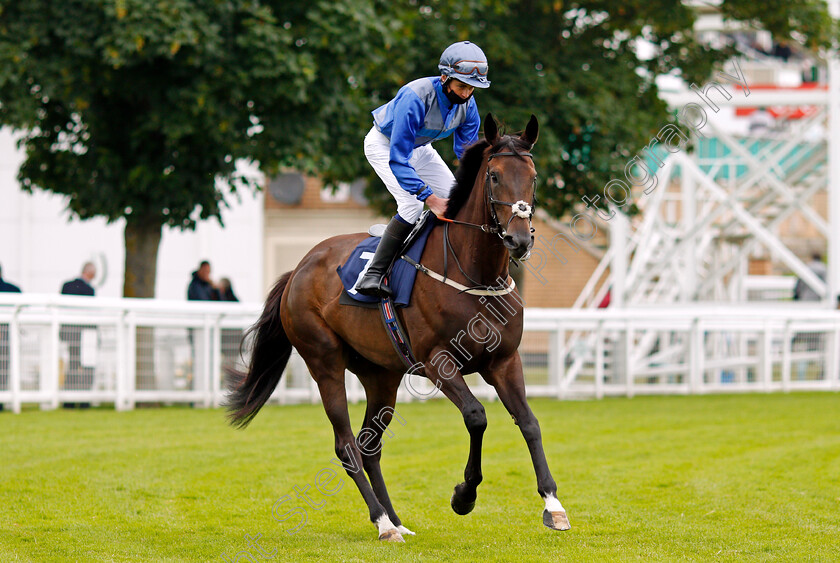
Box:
[0,294,262,413]
[521,305,840,399]
[1,296,838,413]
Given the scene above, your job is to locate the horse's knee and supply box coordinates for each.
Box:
[463,403,487,434]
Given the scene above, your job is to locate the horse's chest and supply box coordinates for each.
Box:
[412,304,523,366]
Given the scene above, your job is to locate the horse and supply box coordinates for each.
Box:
[226,114,570,542]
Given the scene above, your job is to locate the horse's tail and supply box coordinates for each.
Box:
[226,271,293,428]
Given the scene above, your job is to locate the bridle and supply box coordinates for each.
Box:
[438,149,537,239]
[484,150,537,239]
[432,147,538,291]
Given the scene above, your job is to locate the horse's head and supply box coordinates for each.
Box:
[484,114,539,260]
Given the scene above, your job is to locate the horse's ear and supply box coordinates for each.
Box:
[521,114,539,148]
[484,113,499,144]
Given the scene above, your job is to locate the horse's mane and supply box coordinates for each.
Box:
[444,135,533,219]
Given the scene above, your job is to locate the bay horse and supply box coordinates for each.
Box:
[227,114,570,542]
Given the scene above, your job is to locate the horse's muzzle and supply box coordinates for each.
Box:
[503,232,533,260]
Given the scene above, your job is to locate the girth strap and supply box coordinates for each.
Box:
[379,295,419,370]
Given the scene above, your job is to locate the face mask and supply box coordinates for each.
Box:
[443,81,471,105]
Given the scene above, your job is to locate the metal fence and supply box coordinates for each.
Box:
[1,295,838,413]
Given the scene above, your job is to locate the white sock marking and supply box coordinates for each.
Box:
[375,514,397,535]
[544,493,565,513]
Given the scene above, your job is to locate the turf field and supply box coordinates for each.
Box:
[2,393,839,561]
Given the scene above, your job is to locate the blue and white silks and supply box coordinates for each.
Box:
[371,77,480,202]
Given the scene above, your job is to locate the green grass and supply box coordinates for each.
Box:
[2,393,840,562]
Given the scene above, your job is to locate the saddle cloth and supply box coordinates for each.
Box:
[337,213,436,306]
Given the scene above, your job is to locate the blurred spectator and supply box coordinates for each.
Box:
[772,40,792,62]
[0,262,21,412]
[748,107,775,136]
[187,260,220,301]
[218,278,239,302]
[60,262,97,408]
[0,263,21,293]
[793,253,826,302]
[61,262,96,296]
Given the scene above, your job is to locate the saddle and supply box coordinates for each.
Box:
[337,211,437,308]
[336,212,437,368]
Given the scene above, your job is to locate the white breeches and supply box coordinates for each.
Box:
[364,126,456,224]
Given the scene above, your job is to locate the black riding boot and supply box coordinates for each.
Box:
[355,217,414,297]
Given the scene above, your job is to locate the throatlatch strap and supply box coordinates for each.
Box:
[379,292,419,370]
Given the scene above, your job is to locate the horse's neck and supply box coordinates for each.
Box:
[449,160,509,284]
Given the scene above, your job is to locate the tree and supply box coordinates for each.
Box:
[0,0,392,296]
[359,0,838,219]
[1,1,836,297]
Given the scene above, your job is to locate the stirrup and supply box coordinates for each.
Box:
[356,275,394,298]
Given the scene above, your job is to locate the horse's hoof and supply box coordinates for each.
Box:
[542,509,571,531]
[451,495,475,515]
[450,484,476,515]
[397,525,416,536]
[378,528,405,542]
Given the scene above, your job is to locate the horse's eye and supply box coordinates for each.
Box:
[490,172,499,183]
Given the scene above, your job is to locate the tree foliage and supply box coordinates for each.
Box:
[0,0,392,295]
[0,0,393,227]
[359,0,838,217]
[0,0,836,295]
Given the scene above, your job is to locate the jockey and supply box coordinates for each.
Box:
[355,41,490,297]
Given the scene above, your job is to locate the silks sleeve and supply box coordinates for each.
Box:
[388,91,433,201]
[453,99,480,160]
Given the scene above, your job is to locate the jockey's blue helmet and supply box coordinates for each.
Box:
[438,41,491,89]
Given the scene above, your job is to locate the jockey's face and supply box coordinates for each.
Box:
[442,76,474,99]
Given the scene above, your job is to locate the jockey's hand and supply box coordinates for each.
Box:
[425,194,449,218]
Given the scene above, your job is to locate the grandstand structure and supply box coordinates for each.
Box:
[539,8,840,396]
[576,63,836,310]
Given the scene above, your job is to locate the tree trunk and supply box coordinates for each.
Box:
[123,215,163,395]
[123,215,163,298]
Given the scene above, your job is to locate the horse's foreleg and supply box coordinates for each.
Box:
[488,354,570,531]
[356,374,415,536]
[424,361,487,516]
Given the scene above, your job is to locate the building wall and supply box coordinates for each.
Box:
[0,128,264,302]
[518,217,605,308]
[263,175,386,290]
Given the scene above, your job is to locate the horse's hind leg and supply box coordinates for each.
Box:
[295,327,404,543]
[487,353,570,531]
[311,370,405,542]
[355,370,415,536]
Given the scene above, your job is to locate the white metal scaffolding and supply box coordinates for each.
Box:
[575,69,836,310]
